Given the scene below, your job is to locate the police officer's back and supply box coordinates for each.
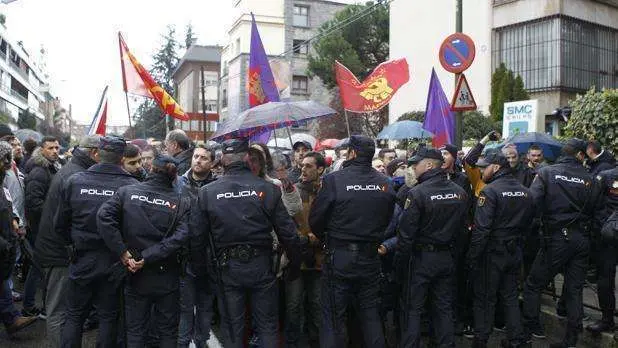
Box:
[466,152,533,347]
[395,148,469,348]
[309,135,396,348]
[56,137,138,348]
[522,138,604,347]
[190,138,301,348]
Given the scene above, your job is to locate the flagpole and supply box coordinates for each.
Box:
[285,126,294,149]
[124,91,133,138]
[344,110,351,137]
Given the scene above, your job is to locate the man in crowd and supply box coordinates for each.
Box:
[378,148,397,167]
[57,137,138,347]
[586,140,615,176]
[467,152,533,348]
[522,139,605,347]
[177,144,217,348]
[396,147,469,347]
[501,145,534,187]
[190,138,302,348]
[122,143,147,181]
[23,136,61,317]
[526,145,545,170]
[34,135,100,346]
[21,138,38,172]
[165,129,193,175]
[310,135,396,347]
[141,145,156,172]
[372,158,386,175]
[0,140,37,334]
[287,151,326,348]
[288,141,312,183]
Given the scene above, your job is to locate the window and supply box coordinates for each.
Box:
[222,88,228,108]
[292,75,308,94]
[293,5,309,27]
[293,40,308,55]
[236,38,240,55]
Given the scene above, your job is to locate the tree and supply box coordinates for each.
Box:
[184,23,197,49]
[564,87,618,154]
[490,63,529,122]
[307,1,389,136]
[396,110,498,142]
[133,25,180,136]
[17,109,37,130]
[397,111,424,122]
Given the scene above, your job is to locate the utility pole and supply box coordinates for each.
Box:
[454,0,463,148]
[200,66,208,143]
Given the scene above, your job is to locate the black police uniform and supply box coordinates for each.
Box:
[190,139,302,348]
[466,154,534,347]
[522,139,605,347]
[97,156,190,348]
[396,148,469,348]
[57,137,138,348]
[309,135,396,348]
[586,166,618,332]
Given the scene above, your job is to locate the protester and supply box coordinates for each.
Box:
[21,138,38,172]
[164,129,193,175]
[372,158,386,174]
[122,143,147,181]
[501,146,534,187]
[34,135,100,347]
[141,145,157,172]
[586,140,615,176]
[378,148,397,167]
[288,140,312,183]
[526,145,545,170]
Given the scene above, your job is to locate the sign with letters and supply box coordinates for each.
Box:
[502,100,540,137]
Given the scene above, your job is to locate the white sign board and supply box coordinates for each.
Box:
[502,100,540,138]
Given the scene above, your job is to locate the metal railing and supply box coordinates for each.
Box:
[9,60,28,79]
[10,89,27,105]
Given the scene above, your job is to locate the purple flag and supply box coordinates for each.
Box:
[423,68,455,147]
[248,13,280,143]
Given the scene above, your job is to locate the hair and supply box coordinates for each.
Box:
[98,149,124,164]
[151,162,178,181]
[123,144,141,158]
[588,140,602,155]
[23,138,37,154]
[501,146,518,157]
[0,135,15,142]
[561,144,581,158]
[426,158,443,168]
[303,151,326,169]
[221,152,246,167]
[271,151,290,170]
[251,143,273,173]
[528,144,543,153]
[40,136,58,147]
[194,144,215,161]
[247,148,266,177]
[378,148,396,159]
[141,145,158,157]
[165,129,191,150]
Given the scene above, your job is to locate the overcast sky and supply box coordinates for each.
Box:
[2,0,358,127]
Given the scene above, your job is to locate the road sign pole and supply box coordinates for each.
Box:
[454,0,463,148]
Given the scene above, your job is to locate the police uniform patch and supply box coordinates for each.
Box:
[597,175,603,182]
[404,198,411,209]
[478,195,486,207]
[612,180,618,189]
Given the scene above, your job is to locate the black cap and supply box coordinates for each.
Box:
[439,144,458,159]
[386,158,406,176]
[99,136,126,154]
[152,154,179,168]
[348,135,375,157]
[292,140,312,151]
[476,151,509,168]
[408,147,443,164]
[0,124,13,138]
[565,138,587,153]
[221,138,249,154]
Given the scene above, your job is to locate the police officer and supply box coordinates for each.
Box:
[466,152,533,348]
[96,154,189,348]
[309,135,396,348]
[57,136,138,348]
[395,147,468,347]
[522,138,605,348]
[585,164,618,334]
[190,138,302,348]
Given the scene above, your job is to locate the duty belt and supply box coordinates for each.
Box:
[329,239,379,257]
[413,243,451,252]
[221,245,267,263]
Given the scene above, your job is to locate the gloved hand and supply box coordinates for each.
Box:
[280,177,295,193]
[480,131,501,145]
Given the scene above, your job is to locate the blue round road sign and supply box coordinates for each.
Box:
[439,33,476,74]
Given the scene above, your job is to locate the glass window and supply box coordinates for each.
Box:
[293,5,309,27]
[292,75,308,94]
[293,40,308,55]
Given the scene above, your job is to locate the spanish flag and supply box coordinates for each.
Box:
[118,32,188,121]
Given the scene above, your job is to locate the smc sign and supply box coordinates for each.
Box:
[506,105,533,115]
[502,100,540,137]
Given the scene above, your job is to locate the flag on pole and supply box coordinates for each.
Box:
[335,58,409,112]
[423,69,455,147]
[248,13,280,143]
[88,86,108,136]
[118,32,188,121]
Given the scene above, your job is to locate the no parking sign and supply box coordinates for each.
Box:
[438,33,476,74]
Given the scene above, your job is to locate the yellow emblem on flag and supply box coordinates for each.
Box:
[359,77,393,103]
[248,71,266,103]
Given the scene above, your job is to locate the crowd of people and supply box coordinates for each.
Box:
[0,124,616,348]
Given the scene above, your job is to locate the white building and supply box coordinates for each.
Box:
[390,0,618,136]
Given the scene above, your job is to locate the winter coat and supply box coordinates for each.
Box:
[174,147,194,177]
[24,148,60,242]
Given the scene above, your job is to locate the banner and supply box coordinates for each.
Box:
[423,68,454,147]
[88,86,108,136]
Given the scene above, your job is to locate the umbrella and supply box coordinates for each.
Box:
[316,138,340,151]
[14,129,43,144]
[505,132,563,161]
[376,120,433,140]
[266,133,317,149]
[211,101,336,141]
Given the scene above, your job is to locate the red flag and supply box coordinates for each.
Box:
[335,58,409,112]
[118,32,188,121]
[88,86,108,136]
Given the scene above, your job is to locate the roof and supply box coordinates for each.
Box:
[172,45,222,77]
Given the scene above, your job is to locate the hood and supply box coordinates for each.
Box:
[174,147,194,163]
[592,150,616,166]
[25,147,57,173]
[71,147,97,169]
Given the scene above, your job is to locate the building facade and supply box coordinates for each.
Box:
[172,45,221,141]
[219,0,346,124]
[390,0,618,136]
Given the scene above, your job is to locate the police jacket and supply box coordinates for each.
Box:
[189,162,301,273]
[467,170,534,263]
[396,168,469,256]
[309,157,396,244]
[178,170,216,201]
[588,150,616,177]
[512,163,535,187]
[530,156,605,233]
[595,167,618,223]
[56,163,138,254]
[35,148,96,267]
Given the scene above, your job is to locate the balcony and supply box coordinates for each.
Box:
[0,50,6,63]
[10,89,27,105]
[9,60,28,80]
